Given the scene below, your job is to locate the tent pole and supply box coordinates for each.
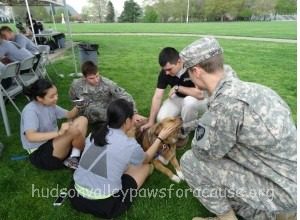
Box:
[50,3,57,31]
[24,0,38,45]
[10,7,17,32]
[62,0,78,76]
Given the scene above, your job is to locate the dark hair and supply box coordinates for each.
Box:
[81,61,98,77]
[158,47,180,67]
[91,99,134,146]
[23,79,54,101]
[0,26,13,34]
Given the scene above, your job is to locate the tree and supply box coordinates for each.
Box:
[105,1,115,22]
[86,0,108,22]
[81,6,90,21]
[251,0,276,18]
[189,0,206,21]
[203,0,242,21]
[143,5,158,22]
[275,0,296,14]
[152,0,171,22]
[119,0,142,22]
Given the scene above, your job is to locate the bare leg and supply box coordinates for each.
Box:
[124,164,151,189]
[52,116,88,159]
[70,116,88,138]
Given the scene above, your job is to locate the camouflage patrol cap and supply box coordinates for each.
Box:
[180,36,223,69]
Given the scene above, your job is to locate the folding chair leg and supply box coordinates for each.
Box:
[0,86,21,115]
[0,92,11,136]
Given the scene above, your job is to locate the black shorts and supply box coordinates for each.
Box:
[69,174,138,219]
[29,140,64,170]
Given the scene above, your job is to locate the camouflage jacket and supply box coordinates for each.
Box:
[69,76,137,123]
[191,73,297,200]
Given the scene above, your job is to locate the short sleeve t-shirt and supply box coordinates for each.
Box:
[74,129,146,195]
[20,101,67,150]
[156,68,195,97]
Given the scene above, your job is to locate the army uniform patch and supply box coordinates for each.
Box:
[196,125,205,140]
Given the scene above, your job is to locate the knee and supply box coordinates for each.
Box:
[76,116,88,127]
[156,112,164,122]
[68,126,82,137]
[182,97,203,111]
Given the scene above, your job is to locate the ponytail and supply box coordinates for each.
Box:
[91,99,134,147]
[90,122,109,146]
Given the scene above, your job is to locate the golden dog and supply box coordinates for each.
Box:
[134,117,185,183]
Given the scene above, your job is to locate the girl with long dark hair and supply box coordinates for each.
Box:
[70,99,176,219]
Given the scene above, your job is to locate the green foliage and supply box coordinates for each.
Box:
[275,0,297,14]
[251,0,276,16]
[119,0,143,22]
[105,1,115,22]
[143,0,296,22]
[203,0,243,21]
[143,5,159,23]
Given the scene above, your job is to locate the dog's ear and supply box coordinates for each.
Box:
[150,122,163,137]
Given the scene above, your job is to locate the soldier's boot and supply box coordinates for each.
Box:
[276,212,297,220]
[192,209,238,220]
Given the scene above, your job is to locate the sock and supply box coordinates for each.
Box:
[70,148,81,158]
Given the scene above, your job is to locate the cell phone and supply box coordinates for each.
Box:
[72,98,86,108]
[53,192,68,206]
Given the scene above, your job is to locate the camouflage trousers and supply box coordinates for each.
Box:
[180,150,296,220]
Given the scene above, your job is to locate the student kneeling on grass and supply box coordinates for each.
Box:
[69,99,176,219]
[21,79,88,170]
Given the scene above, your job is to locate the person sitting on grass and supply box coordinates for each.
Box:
[69,61,145,126]
[69,99,177,219]
[21,79,88,170]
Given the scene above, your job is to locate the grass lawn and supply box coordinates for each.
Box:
[0,34,296,219]
[44,21,297,39]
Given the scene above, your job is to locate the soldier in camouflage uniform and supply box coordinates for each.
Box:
[179,37,296,220]
[69,61,145,124]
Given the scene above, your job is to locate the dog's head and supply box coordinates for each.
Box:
[142,117,182,149]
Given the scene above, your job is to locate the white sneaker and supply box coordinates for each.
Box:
[63,157,79,170]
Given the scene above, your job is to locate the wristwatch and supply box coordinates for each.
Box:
[174,85,179,93]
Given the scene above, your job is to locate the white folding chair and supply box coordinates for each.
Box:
[37,45,60,80]
[17,56,39,87]
[36,45,51,79]
[0,61,22,136]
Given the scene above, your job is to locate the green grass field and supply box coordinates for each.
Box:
[0,23,296,220]
[44,21,297,39]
